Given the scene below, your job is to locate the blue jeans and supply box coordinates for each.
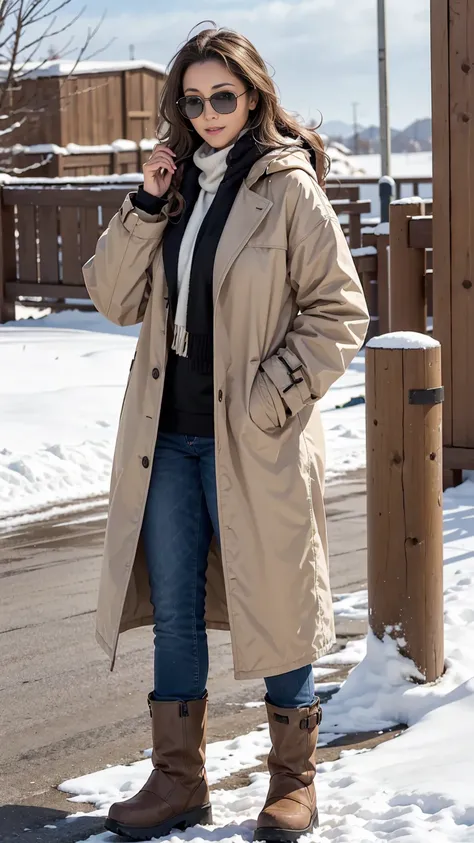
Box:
[142,432,315,708]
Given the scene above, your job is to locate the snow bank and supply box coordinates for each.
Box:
[367,331,440,350]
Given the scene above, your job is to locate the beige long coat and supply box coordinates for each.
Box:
[83,146,369,680]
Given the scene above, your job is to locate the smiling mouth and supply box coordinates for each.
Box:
[206,127,224,132]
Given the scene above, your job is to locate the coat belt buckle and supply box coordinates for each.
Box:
[279,356,305,394]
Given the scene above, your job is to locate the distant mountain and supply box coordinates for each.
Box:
[391,118,432,152]
[320,120,359,138]
[341,119,431,154]
[320,116,432,153]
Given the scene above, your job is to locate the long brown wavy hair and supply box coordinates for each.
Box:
[157,25,330,215]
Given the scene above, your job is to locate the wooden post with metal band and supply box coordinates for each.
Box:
[365,331,444,683]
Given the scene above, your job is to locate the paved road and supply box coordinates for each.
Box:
[0,471,367,841]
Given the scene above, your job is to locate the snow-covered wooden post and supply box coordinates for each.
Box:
[366,332,444,682]
[389,199,426,333]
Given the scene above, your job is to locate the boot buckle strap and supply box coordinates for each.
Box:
[300,701,323,730]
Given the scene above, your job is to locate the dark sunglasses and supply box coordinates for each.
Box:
[177,88,251,120]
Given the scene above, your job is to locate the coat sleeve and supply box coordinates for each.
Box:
[82,192,169,327]
[260,179,370,417]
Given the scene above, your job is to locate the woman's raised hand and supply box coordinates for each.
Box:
[143,144,177,197]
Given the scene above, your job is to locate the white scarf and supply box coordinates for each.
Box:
[172,140,234,357]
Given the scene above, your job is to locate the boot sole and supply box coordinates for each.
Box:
[105,803,213,841]
[253,810,319,843]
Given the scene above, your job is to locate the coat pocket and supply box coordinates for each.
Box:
[249,369,287,432]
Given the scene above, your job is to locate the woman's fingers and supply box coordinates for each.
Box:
[145,152,177,173]
[151,144,176,158]
[148,146,176,165]
[146,157,175,174]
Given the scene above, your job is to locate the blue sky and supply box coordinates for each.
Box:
[56,0,431,130]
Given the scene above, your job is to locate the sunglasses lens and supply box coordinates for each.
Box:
[179,96,203,119]
[211,91,238,114]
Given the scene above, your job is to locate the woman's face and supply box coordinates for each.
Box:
[181,60,258,149]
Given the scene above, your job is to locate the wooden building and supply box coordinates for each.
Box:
[3,60,166,147]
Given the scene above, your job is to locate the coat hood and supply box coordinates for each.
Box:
[245,143,319,190]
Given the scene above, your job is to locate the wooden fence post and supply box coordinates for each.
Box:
[0,188,16,323]
[390,200,426,332]
[375,227,390,335]
[366,332,444,683]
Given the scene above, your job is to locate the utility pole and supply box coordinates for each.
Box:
[352,101,359,155]
[377,0,391,176]
[129,44,135,61]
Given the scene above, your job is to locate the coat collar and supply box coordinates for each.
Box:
[212,146,319,302]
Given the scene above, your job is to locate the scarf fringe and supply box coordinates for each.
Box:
[172,323,189,357]
[171,324,213,374]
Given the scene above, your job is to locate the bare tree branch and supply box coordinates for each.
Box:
[0,0,105,170]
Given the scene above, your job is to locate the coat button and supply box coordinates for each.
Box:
[152,368,160,379]
[142,456,150,469]
[218,389,223,402]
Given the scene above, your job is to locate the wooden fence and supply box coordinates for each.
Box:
[0,180,373,322]
[0,185,127,322]
[351,199,433,340]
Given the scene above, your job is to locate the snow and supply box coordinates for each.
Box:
[0,60,166,79]
[9,138,155,157]
[57,478,474,843]
[367,331,440,350]
[140,139,159,151]
[333,590,369,621]
[0,311,367,524]
[391,196,425,205]
[10,142,65,155]
[0,172,142,186]
[351,246,377,257]
[344,151,432,179]
[379,175,396,187]
[373,221,390,236]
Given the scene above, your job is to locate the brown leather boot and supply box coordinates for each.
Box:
[105,693,212,841]
[254,695,322,842]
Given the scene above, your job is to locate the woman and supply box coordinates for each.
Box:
[84,26,369,843]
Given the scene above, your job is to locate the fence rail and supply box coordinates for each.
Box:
[0,176,433,330]
[0,179,376,322]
